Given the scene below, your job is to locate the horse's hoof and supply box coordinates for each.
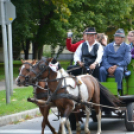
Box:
[96,132,101,134]
[85,131,90,134]
[76,131,81,134]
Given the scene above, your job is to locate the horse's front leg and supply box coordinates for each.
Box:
[60,105,73,134]
[96,110,101,134]
[65,119,72,134]
[40,106,57,134]
[46,118,57,134]
[60,117,67,134]
[84,107,90,134]
[75,113,81,134]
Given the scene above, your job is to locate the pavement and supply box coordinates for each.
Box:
[0,108,40,126]
[0,114,134,134]
[0,80,42,127]
[0,80,20,91]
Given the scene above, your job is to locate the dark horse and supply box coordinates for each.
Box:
[15,59,57,134]
[25,57,120,134]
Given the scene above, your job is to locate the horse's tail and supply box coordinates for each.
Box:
[99,83,121,107]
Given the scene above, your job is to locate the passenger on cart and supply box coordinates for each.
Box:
[67,27,103,80]
[66,28,87,52]
[66,30,107,52]
[99,28,131,94]
[127,31,134,59]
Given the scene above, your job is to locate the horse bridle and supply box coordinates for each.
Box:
[19,62,33,78]
[28,61,51,82]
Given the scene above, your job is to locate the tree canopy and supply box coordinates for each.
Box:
[1,0,134,59]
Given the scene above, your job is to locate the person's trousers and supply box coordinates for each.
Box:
[99,66,124,89]
[67,65,100,80]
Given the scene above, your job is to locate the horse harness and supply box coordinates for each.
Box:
[27,61,120,110]
[19,62,32,78]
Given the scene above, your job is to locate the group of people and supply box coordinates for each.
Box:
[66,27,134,94]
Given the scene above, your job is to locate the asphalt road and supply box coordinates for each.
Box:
[0,113,134,134]
[0,80,20,91]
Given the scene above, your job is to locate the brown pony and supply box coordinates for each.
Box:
[15,59,57,134]
[25,58,120,134]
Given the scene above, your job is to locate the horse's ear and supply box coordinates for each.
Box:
[32,59,37,65]
[47,58,53,63]
[21,59,24,64]
[51,58,57,64]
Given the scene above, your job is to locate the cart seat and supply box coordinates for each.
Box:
[119,95,134,103]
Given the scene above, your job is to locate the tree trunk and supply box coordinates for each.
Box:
[32,42,38,59]
[56,45,65,59]
[51,45,56,57]
[24,39,30,60]
[38,46,43,60]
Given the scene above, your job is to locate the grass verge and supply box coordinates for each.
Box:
[0,86,37,116]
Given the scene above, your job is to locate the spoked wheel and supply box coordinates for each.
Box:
[125,102,134,131]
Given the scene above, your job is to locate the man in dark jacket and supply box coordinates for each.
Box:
[67,27,103,80]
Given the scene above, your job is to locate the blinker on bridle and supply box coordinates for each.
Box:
[29,61,50,82]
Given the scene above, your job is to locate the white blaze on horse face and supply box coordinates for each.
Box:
[20,65,25,75]
[15,64,26,84]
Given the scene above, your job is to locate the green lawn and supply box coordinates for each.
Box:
[0,87,37,116]
[60,60,70,70]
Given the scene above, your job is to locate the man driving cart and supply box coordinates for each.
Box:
[67,27,103,80]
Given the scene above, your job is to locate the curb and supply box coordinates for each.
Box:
[0,108,40,127]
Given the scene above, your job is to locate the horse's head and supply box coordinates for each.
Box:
[25,57,53,84]
[15,59,37,86]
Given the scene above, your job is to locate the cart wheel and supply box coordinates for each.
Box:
[69,113,76,130]
[125,102,134,131]
[92,110,97,122]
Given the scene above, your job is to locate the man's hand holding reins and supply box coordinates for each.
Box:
[89,62,97,70]
[77,61,84,67]
[89,64,96,70]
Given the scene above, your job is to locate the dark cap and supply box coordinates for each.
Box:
[85,27,97,35]
[114,28,125,38]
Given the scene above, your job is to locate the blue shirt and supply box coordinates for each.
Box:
[102,42,131,69]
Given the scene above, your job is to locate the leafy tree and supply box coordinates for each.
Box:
[6,0,134,60]
[67,0,134,40]
[11,0,33,59]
